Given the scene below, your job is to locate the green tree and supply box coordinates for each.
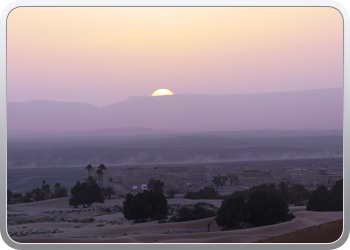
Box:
[69,177,104,208]
[122,190,168,222]
[98,164,107,188]
[215,196,247,229]
[148,179,164,194]
[289,184,310,205]
[306,185,331,211]
[104,186,116,200]
[53,183,68,198]
[215,187,294,230]
[54,182,61,191]
[246,190,294,227]
[95,168,103,187]
[41,184,51,200]
[31,187,46,201]
[21,192,33,203]
[278,181,289,197]
[307,180,343,211]
[329,179,343,211]
[12,193,22,202]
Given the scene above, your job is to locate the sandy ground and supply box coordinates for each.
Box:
[7,197,343,243]
[255,219,343,243]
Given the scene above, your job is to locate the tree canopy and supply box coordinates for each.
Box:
[69,177,104,208]
[213,176,227,189]
[246,190,294,227]
[185,186,221,199]
[148,179,165,194]
[122,190,168,223]
[307,179,343,211]
[215,186,294,230]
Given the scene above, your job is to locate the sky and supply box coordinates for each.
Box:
[7,7,343,106]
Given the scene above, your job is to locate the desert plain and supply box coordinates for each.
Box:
[7,197,343,244]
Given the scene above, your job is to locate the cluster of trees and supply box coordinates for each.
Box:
[8,163,114,207]
[123,190,168,223]
[215,186,295,230]
[69,164,116,207]
[148,178,179,199]
[214,180,343,230]
[229,182,310,206]
[8,161,343,231]
[85,164,108,188]
[122,178,176,222]
[307,179,343,211]
[7,181,68,204]
[212,176,229,189]
[185,186,221,199]
[119,180,297,229]
[69,177,105,208]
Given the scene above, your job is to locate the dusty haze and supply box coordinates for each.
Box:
[7,88,343,134]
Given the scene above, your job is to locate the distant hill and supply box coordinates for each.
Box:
[7,88,343,135]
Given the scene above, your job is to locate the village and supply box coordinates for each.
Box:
[105,161,343,195]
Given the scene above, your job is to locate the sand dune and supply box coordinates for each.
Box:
[255,219,343,243]
[8,198,343,243]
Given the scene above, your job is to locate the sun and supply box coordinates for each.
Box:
[151,89,174,97]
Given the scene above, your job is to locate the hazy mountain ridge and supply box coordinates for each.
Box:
[7,88,343,168]
[8,127,170,139]
[7,88,343,134]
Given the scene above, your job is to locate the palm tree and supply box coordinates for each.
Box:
[95,168,103,187]
[105,186,115,199]
[85,164,94,178]
[98,164,107,188]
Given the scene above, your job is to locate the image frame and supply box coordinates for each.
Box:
[1,0,349,249]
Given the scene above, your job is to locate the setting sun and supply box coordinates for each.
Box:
[151,89,174,97]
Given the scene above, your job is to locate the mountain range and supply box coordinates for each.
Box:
[7,88,343,137]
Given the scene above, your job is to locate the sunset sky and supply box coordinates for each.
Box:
[7,7,343,106]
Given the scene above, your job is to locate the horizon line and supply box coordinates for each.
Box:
[7,86,343,108]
